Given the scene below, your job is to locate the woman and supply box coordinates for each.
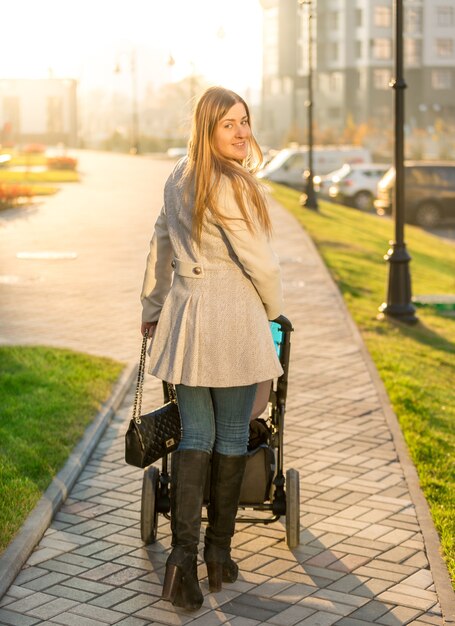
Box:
[140,86,283,611]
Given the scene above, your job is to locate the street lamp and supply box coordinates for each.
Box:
[378,0,417,323]
[298,0,318,210]
[114,49,140,154]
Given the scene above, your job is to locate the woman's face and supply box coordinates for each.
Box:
[213,102,251,161]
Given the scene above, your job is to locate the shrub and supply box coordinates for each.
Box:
[0,183,33,208]
[46,156,78,170]
[23,143,46,154]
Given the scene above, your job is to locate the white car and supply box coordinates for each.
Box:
[257,146,371,191]
[324,163,390,210]
[166,147,187,158]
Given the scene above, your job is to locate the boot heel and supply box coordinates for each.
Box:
[162,563,181,602]
[222,558,239,583]
[206,562,223,592]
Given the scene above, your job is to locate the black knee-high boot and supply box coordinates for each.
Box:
[204,452,247,592]
[162,450,210,610]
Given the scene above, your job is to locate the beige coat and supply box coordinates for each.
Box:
[140,160,284,387]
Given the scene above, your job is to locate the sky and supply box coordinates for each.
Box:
[1,0,264,99]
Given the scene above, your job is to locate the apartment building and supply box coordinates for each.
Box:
[0,78,78,147]
[260,0,455,148]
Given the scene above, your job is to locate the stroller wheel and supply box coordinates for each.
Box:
[141,465,159,544]
[285,468,300,548]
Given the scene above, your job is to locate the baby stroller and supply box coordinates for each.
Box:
[140,315,300,549]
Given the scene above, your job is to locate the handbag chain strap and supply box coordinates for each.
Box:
[132,328,177,424]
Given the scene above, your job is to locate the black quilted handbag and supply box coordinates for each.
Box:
[125,330,181,468]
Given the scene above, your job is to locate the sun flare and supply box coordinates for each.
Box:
[1,0,263,97]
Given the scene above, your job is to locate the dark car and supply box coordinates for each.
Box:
[374,161,455,228]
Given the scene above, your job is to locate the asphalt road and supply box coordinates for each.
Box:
[0,151,175,363]
[427,224,455,242]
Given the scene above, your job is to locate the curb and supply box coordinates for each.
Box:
[299,220,455,625]
[0,361,137,600]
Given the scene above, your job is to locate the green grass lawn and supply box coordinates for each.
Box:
[0,170,79,183]
[0,150,47,167]
[8,155,48,167]
[0,346,123,552]
[272,183,455,585]
[24,184,59,196]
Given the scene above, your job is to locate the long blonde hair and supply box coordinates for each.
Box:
[180,86,272,244]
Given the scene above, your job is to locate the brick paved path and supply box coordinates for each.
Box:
[0,153,450,625]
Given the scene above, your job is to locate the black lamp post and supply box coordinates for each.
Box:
[378,0,417,323]
[298,0,318,210]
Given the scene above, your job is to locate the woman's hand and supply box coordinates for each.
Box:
[141,321,157,338]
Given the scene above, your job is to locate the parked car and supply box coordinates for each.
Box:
[257,146,371,190]
[325,163,390,210]
[313,168,345,197]
[0,153,12,167]
[166,147,187,158]
[374,161,455,228]
[260,146,278,168]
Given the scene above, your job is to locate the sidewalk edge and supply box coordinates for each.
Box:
[294,211,455,624]
[0,361,137,600]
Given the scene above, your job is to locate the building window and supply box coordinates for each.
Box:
[373,38,392,59]
[432,69,452,89]
[374,69,391,89]
[437,6,455,27]
[405,7,422,34]
[47,97,63,134]
[329,42,339,62]
[356,8,363,27]
[436,38,454,57]
[328,11,339,30]
[405,38,421,65]
[330,72,342,91]
[356,40,363,59]
[348,71,361,91]
[374,6,392,28]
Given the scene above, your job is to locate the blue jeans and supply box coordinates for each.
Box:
[175,384,257,455]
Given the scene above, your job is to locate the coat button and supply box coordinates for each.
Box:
[193,266,202,275]
[171,260,176,268]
